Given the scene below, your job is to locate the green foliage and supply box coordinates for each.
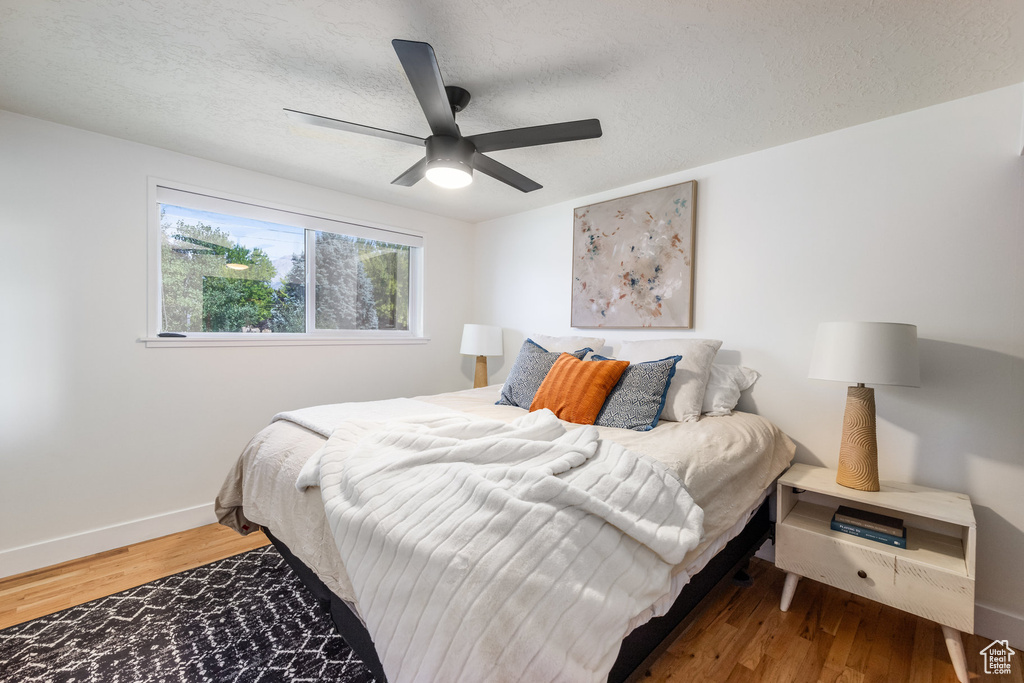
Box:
[314,232,394,331]
[202,242,277,332]
[361,245,410,330]
[161,220,232,332]
[314,232,360,329]
[356,260,379,330]
[161,214,410,334]
[161,218,278,332]
[201,276,275,331]
[271,254,306,333]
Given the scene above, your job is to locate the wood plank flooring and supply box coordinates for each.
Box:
[1,525,1019,682]
[643,558,1021,683]
[0,523,269,630]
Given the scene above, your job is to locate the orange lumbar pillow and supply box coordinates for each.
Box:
[529,353,629,425]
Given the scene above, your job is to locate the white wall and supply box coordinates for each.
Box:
[473,84,1024,642]
[0,111,475,574]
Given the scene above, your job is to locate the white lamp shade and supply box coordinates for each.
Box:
[809,322,920,387]
[460,324,503,357]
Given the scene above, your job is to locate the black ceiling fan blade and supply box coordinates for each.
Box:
[391,40,459,138]
[391,157,428,187]
[284,109,424,146]
[472,153,542,193]
[467,119,602,153]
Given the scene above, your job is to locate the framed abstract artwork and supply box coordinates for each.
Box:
[571,180,696,328]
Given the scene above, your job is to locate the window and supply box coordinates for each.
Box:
[152,184,423,341]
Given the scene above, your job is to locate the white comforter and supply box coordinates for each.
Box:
[299,409,704,683]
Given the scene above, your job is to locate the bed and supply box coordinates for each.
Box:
[216,383,795,682]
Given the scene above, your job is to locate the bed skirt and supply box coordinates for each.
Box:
[262,499,771,683]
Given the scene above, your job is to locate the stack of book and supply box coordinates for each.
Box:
[830,505,907,548]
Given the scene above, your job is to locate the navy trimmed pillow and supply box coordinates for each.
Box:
[496,339,591,409]
[591,354,681,431]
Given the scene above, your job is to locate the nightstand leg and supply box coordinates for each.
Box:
[780,572,800,612]
[940,625,968,683]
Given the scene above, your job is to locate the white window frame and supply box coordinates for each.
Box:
[144,179,426,347]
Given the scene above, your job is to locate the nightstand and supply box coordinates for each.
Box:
[775,463,976,683]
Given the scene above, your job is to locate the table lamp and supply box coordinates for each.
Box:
[460,324,503,388]
[808,322,920,491]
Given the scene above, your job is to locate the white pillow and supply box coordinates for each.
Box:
[702,365,760,416]
[617,338,722,422]
[530,334,606,357]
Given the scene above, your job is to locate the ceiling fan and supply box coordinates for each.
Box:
[285,39,602,193]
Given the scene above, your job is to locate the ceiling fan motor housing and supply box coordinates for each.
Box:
[426,135,476,174]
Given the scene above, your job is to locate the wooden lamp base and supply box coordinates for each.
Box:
[473,355,488,388]
[836,384,880,491]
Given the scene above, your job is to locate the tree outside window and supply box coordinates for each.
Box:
[159,203,413,334]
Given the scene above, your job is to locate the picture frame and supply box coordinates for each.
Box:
[571,180,696,328]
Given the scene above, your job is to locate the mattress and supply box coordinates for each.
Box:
[216,385,795,626]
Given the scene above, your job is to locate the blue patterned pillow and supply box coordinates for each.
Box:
[592,355,681,431]
[496,339,591,409]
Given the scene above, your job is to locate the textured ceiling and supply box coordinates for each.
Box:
[2,0,1022,223]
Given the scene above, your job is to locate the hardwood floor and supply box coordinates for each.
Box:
[643,558,1019,683]
[0,526,1018,682]
[0,523,269,630]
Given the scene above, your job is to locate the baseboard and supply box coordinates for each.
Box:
[976,602,1024,650]
[0,503,217,579]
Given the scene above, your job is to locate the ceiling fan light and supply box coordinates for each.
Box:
[225,262,249,270]
[425,161,473,189]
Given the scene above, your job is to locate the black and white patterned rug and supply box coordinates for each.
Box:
[0,545,376,682]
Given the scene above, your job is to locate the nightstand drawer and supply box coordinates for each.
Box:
[776,522,898,604]
[891,560,973,631]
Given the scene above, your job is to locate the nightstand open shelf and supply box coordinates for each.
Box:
[776,463,976,683]
[782,500,969,575]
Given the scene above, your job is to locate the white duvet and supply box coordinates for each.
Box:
[215,386,796,678]
[299,409,703,683]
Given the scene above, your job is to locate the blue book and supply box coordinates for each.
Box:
[830,516,907,549]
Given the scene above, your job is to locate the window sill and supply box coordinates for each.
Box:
[140,335,431,348]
